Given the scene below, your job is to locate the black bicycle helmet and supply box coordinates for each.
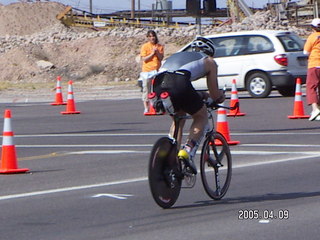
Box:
[191,36,215,57]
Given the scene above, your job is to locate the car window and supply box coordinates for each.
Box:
[210,36,247,57]
[246,36,274,54]
[277,34,304,52]
[181,37,243,57]
[182,34,275,57]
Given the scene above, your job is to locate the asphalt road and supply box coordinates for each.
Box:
[0,93,320,239]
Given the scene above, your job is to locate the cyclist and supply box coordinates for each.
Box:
[153,36,225,174]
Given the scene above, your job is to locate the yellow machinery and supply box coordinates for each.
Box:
[56,6,182,29]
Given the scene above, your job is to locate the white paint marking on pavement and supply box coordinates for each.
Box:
[234,154,320,169]
[259,220,270,224]
[92,193,133,200]
[0,177,145,201]
[1,150,320,202]
[7,132,320,138]
[69,150,137,154]
[16,145,153,148]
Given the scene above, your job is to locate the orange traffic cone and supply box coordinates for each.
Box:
[144,92,163,116]
[227,79,246,117]
[288,78,309,119]
[144,104,157,116]
[51,76,66,106]
[61,80,81,114]
[0,109,29,174]
[215,103,240,145]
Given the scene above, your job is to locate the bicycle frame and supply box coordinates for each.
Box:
[148,99,238,208]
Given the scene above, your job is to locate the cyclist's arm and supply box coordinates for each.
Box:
[205,58,225,103]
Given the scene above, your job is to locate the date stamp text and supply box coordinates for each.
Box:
[238,209,289,220]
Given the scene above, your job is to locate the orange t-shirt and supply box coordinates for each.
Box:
[304,31,320,68]
[140,42,164,72]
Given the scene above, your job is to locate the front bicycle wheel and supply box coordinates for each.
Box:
[148,137,181,208]
[200,132,232,200]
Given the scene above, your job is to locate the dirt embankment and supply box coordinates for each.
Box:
[0,1,311,91]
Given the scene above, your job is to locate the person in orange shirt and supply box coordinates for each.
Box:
[140,30,164,114]
[304,18,320,121]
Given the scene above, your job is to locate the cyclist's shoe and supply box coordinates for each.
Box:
[178,149,197,175]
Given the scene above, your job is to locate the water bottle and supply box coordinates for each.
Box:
[148,92,162,114]
[148,92,157,106]
[160,92,175,115]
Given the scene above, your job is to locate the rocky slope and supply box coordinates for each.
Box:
[0,1,312,89]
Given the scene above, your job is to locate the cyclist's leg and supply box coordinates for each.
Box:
[169,111,186,148]
[183,104,209,159]
[188,105,208,145]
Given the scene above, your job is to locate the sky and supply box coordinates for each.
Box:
[1,0,275,14]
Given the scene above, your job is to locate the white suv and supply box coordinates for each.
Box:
[179,30,307,98]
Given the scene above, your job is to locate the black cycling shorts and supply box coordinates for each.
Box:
[153,71,204,115]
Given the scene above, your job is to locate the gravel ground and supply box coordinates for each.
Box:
[0,82,142,103]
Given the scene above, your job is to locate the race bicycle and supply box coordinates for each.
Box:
[148,96,238,209]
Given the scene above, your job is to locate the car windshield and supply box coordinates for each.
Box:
[277,34,304,52]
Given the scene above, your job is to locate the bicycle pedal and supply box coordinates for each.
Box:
[163,169,177,189]
[182,172,196,188]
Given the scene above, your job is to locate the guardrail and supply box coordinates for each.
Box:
[57,6,193,29]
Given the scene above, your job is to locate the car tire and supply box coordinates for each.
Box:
[277,86,295,97]
[246,72,272,98]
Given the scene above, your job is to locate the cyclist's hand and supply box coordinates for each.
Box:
[198,91,210,100]
[216,90,225,104]
[206,97,218,108]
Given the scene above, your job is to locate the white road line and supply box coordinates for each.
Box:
[16,144,153,148]
[7,132,320,138]
[13,133,166,138]
[0,154,319,201]
[0,177,146,201]
[14,143,320,148]
[65,150,320,155]
[69,150,138,154]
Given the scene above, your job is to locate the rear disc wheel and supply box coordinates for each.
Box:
[148,137,181,208]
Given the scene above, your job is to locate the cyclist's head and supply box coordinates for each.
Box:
[191,36,215,57]
[311,18,320,32]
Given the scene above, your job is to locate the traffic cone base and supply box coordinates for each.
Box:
[214,134,240,146]
[227,112,246,117]
[288,114,310,119]
[0,168,29,174]
[61,111,81,114]
[215,139,240,146]
[61,110,81,114]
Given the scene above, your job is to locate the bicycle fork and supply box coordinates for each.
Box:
[207,139,224,196]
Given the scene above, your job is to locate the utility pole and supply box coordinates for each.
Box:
[89,0,92,13]
[131,0,135,18]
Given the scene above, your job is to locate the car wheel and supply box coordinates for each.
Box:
[277,86,295,97]
[246,72,272,98]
